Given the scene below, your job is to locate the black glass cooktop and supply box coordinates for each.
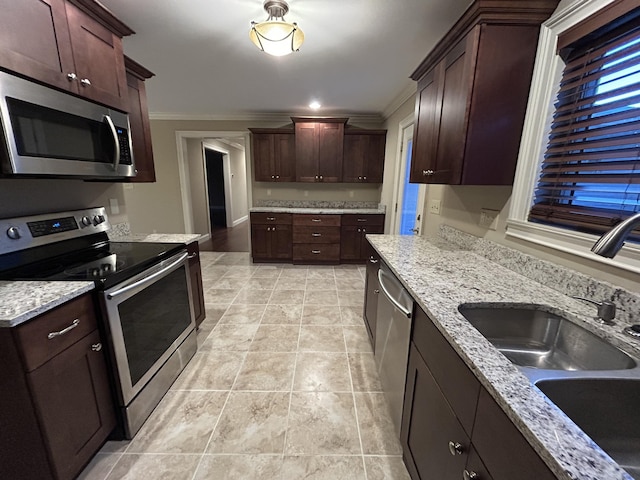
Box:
[0,236,185,289]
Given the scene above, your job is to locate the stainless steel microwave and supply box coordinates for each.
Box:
[0,71,135,179]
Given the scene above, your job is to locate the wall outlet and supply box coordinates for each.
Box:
[109,198,119,215]
[429,199,441,215]
[123,183,134,190]
[479,208,499,230]
[267,189,271,196]
[349,190,354,198]
[304,190,309,197]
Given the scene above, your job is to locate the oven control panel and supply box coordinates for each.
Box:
[0,207,110,255]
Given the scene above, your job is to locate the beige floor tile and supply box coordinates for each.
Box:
[285,392,361,455]
[77,452,121,480]
[199,324,258,352]
[338,289,366,307]
[293,352,352,392]
[250,324,300,352]
[364,456,411,480]
[279,268,308,279]
[344,326,373,353]
[275,277,307,290]
[203,288,238,304]
[304,289,340,306]
[203,304,229,327]
[99,440,130,454]
[233,288,273,305]
[340,306,365,325]
[270,289,305,305]
[302,305,342,325]
[307,268,336,279]
[208,277,250,289]
[233,352,296,391]
[171,351,245,390]
[194,455,283,480]
[334,268,363,279]
[306,278,337,290]
[355,393,402,455]
[262,304,303,324]
[299,326,346,352]
[245,277,277,289]
[252,265,283,278]
[201,265,231,279]
[348,352,383,392]
[281,455,366,480]
[127,391,228,454]
[105,454,201,480]
[336,277,366,290]
[221,265,258,277]
[207,391,289,454]
[219,304,266,324]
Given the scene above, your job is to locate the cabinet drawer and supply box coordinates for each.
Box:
[15,293,98,372]
[412,305,480,435]
[292,214,341,226]
[293,244,340,262]
[292,226,340,244]
[250,212,292,225]
[341,214,385,226]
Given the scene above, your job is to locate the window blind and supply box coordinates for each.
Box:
[529,10,640,239]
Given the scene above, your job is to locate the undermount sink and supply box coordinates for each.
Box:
[536,378,640,479]
[457,305,636,371]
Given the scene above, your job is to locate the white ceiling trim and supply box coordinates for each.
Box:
[382,83,417,120]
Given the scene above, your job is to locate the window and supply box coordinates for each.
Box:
[529,8,640,240]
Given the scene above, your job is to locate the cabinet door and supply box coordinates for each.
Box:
[271,224,293,260]
[126,70,156,182]
[252,134,275,181]
[187,242,206,328]
[364,133,386,183]
[363,251,380,347]
[65,1,128,111]
[410,66,441,183]
[401,343,469,480]
[343,134,367,182]
[358,224,383,261]
[295,122,319,182]
[0,0,77,93]
[274,133,296,182]
[340,225,362,261]
[317,122,344,182]
[28,330,116,480]
[251,224,271,260]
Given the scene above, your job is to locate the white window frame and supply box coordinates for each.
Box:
[507,0,640,275]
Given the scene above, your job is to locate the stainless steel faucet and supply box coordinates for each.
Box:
[591,212,640,258]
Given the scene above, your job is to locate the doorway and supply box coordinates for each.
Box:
[393,121,426,235]
[205,148,227,228]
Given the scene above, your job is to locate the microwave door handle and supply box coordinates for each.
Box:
[106,252,188,299]
[104,114,120,171]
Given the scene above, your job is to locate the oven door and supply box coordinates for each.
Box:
[101,250,195,406]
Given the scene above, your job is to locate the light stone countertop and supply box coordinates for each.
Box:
[0,281,95,328]
[250,207,386,215]
[367,234,635,480]
[108,233,203,243]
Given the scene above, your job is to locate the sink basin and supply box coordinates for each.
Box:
[458,305,636,370]
[536,378,640,479]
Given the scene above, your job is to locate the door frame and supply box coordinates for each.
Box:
[202,143,233,231]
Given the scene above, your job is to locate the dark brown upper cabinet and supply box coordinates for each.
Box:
[124,56,156,182]
[249,128,296,182]
[343,130,387,183]
[409,0,559,185]
[0,0,133,112]
[293,117,347,183]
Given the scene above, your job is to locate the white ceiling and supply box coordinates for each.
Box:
[99,0,473,119]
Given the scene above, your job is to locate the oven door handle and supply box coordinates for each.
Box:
[106,252,189,300]
[104,114,121,172]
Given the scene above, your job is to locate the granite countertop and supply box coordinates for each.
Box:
[108,233,203,243]
[250,206,385,215]
[0,281,95,328]
[367,234,636,480]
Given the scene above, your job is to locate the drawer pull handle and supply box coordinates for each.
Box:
[312,233,322,237]
[448,441,464,456]
[48,319,80,339]
[311,219,322,222]
[357,218,367,222]
[267,217,276,221]
[312,250,321,254]
[91,343,102,352]
[374,289,380,294]
[463,470,479,480]
[187,253,198,259]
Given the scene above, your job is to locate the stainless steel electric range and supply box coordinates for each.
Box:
[0,207,197,438]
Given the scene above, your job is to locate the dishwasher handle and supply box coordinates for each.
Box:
[378,269,412,318]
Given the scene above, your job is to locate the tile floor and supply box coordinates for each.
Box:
[79,252,411,480]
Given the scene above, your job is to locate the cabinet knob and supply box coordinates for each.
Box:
[463,470,479,480]
[271,175,275,179]
[80,78,92,87]
[363,176,367,180]
[369,257,379,264]
[267,217,276,221]
[448,441,464,456]
[423,169,434,176]
[67,72,77,81]
[362,228,366,233]
[276,175,280,179]
[358,176,362,180]
[272,227,276,231]
[267,227,271,231]
[319,175,323,180]
[374,289,380,294]
[91,343,103,352]
[315,175,319,180]
[357,228,361,233]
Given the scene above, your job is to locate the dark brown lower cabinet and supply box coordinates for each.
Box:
[187,241,206,328]
[0,293,116,480]
[401,305,556,480]
[340,214,385,263]
[363,249,380,347]
[251,223,293,262]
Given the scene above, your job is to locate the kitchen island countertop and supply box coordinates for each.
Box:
[367,233,636,480]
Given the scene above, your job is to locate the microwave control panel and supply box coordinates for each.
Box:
[116,127,133,165]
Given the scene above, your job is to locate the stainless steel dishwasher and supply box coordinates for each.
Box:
[375,262,414,437]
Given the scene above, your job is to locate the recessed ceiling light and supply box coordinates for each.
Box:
[309,101,321,110]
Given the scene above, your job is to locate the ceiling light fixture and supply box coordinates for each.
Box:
[250,0,304,57]
[309,101,321,110]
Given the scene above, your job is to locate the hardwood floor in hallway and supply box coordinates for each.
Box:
[200,220,249,252]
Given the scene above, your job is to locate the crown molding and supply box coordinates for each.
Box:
[382,82,416,120]
[149,111,385,124]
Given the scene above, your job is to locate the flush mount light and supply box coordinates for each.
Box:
[309,101,321,110]
[250,0,304,57]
